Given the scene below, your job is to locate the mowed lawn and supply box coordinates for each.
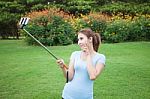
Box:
[0,40,150,99]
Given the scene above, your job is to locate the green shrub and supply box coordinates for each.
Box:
[104,20,129,43]
[127,17,150,41]
[46,16,76,45]
[25,16,75,46]
[25,24,46,45]
[90,19,107,40]
[74,17,107,41]
[32,16,49,27]
[104,16,150,43]
[74,19,89,31]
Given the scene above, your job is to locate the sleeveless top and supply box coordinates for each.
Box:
[62,51,106,99]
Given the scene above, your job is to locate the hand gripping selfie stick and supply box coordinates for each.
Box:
[19,17,68,69]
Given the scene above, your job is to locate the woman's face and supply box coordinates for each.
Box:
[78,33,89,50]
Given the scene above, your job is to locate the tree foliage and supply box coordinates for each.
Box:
[116,0,150,3]
[0,0,150,43]
[0,12,20,39]
[0,1,25,39]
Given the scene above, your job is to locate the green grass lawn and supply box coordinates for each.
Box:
[0,40,150,99]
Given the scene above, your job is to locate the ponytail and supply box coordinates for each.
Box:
[93,33,101,52]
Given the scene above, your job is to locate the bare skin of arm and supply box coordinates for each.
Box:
[56,58,75,81]
[84,42,105,80]
[86,54,104,80]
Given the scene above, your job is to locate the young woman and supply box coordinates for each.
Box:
[57,28,106,99]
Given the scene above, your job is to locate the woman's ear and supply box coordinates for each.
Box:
[89,37,93,43]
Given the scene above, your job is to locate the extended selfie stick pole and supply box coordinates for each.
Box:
[23,29,58,60]
[19,17,68,69]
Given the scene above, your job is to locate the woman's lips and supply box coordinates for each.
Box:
[79,44,84,48]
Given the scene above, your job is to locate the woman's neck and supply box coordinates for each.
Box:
[81,50,96,61]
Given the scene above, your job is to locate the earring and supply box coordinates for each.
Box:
[89,37,92,43]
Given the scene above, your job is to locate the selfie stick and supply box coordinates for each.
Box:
[19,17,68,69]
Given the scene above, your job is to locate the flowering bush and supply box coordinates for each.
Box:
[24,8,150,44]
[104,20,129,43]
[25,8,110,45]
[25,9,75,46]
[104,16,150,43]
[27,8,74,21]
[127,16,150,41]
[69,13,108,40]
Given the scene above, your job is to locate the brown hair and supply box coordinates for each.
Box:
[78,28,101,52]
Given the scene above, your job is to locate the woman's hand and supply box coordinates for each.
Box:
[56,59,65,69]
[83,42,92,56]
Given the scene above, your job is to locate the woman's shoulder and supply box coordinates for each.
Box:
[95,52,106,65]
[72,51,81,55]
[95,52,106,59]
[70,51,81,59]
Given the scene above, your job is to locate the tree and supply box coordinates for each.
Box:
[95,0,112,6]
[0,12,20,39]
[0,1,25,39]
[115,0,150,3]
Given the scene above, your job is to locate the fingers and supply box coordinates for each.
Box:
[56,59,64,68]
[56,59,64,65]
[83,42,90,52]
[85,42,91,49]
[83,46,87,52]
[83,42,92,56]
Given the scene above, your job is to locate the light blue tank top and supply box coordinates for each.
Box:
[62,51,106,99]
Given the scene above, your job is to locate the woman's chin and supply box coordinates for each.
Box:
[81,49,86,52]
[80,47,86,52]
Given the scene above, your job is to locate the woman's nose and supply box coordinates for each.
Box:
[78,40,81,45]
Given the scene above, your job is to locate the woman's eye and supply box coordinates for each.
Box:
[78,37,83,41]
[80,37,83,40]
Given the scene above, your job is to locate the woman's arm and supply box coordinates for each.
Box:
[57,59,75,81]
[67,59,75,81]
[86,55,104,80]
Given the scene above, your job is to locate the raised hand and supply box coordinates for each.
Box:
[56,59,65,68]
